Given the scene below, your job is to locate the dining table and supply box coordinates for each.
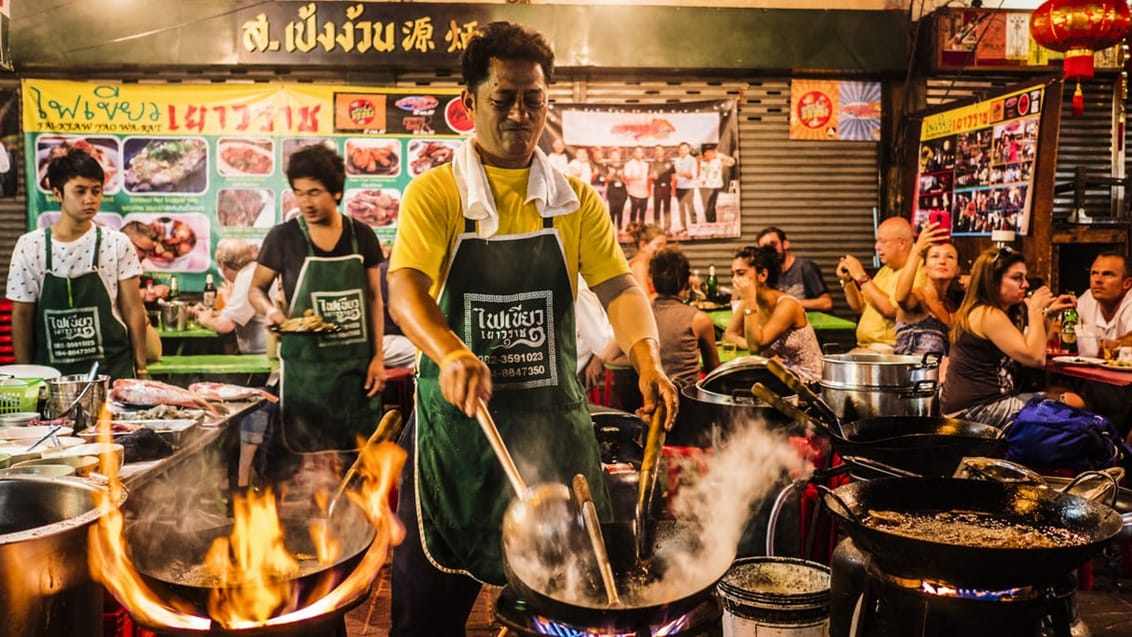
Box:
[148,354,277,387]
[706,307,858,352]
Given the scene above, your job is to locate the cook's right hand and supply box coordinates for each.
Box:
[439,350,492,417]
[265,307,286,326]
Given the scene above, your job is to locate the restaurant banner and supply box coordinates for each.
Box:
[910,82,1044,237]
[542,99,740,241]
[236,2,490,65]
[22,79,469,289]
[789,79,882,142]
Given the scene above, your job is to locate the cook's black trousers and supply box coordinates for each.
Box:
[390,416,483,636]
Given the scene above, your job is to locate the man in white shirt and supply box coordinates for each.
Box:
[1074,252,1132,358]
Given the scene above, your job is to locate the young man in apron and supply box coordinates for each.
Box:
[387,22,679,636]
[6,149,147,382]
[249,144,386,480]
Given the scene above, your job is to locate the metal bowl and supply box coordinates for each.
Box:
[12,455,99,477]
[0,412,41,427]
[0,464,75,478]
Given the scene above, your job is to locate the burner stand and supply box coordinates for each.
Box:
[493,586,723,637]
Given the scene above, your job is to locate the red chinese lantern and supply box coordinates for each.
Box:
[1030,0,1132,115]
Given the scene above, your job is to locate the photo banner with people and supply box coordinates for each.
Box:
[22,79,468,288]
[541,99,740,241]
[910,81,1045,237]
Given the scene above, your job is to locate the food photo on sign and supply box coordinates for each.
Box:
[343,187,400,228]
[35,135,123,194]
[216,188,275,228]
[122,137,209,194]
[120,212,211,273]
[543,99,740,241]
[344,137,401,177]
[216,137,274,177]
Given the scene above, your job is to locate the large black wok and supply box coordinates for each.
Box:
[126,500,375,618]
[751,382,1006,477]
[822,477,1123,587]
[503,519,731,626]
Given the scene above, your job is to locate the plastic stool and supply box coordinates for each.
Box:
[384,366,414,418]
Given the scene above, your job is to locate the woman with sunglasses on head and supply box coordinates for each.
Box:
[939,246,1081,428]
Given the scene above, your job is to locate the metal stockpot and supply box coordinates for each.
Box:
[819,353,939,420]
[0,477,121,637]
[674,356,798,446]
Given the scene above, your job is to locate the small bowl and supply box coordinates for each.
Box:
[12,455,99,477]
[0,464,76,478]
[46,443,124,474]
[0,445,43,465]
[0,412,41,426]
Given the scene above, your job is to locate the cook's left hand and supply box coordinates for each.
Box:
[364,356,386,397]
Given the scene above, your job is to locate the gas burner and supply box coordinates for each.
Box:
[494,587,723,637]
[831,538,1081,637]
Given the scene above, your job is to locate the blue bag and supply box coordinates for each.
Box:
[1005,396,1132,473]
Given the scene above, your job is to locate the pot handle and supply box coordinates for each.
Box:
[1060,468,1121,509]
[899,379,938,398]
[918,352,942,369]
[816,484,863,526]
[841,455,923,478]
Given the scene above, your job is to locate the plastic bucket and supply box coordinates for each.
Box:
[718,556,831,636]
[45,374,109,430]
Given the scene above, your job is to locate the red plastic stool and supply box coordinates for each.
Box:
[383,366,414,419]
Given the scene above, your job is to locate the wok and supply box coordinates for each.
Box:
[127,499,374,618]
[821,477,1123,586]
[503,519,732,627]
[751,382,1005,477]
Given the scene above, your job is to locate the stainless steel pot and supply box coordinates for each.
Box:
[819,353,939,420]
[0,477,121,637]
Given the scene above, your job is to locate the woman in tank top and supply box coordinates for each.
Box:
[893,222,962,356]
[723,246,822,383]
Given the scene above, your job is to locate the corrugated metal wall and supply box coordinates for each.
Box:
[0,71,884,321]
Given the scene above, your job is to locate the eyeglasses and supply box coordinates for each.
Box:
[487,92,548,113]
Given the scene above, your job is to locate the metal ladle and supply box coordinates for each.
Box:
[480,399,584,570]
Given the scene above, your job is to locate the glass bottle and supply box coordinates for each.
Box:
[202,273,217,310]
[705,265,719,300]
[168,274,180,301]
[1060,307,1078,354]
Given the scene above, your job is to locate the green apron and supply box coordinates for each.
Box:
[34,227,134,381]
[278,215,382,453]
[415,216,611,585]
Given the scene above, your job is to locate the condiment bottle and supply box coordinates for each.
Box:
[202,273,217,310]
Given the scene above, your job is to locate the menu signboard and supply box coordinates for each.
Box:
[910,81,1047,237]
[22,79,468,289]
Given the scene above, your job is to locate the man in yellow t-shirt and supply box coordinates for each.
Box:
[837,217,916,353]
[386,21,678,636]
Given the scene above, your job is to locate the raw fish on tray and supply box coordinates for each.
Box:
[110,379,216,412]
[188,382,278,403]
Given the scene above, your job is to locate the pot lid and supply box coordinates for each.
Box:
[700,355,770,386]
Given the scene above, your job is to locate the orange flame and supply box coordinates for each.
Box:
[90,422,406,633]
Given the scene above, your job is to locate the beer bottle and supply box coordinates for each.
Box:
[202,273,217,310]
[1060,307,1078,354]
[168,274,180,301]
[705,265,719,300]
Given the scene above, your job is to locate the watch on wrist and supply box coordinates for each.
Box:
[855,274,871,286]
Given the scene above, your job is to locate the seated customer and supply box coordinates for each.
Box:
[626,222,667,298]
[1074,252,1132,357]
[892,222,961,356]
[194,238,271,493]
[940,246,1081,428]
[604,246,717,389]
[724,246,822,382]
[755,226,832,311]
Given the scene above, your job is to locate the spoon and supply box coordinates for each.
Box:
[573,473,621,606]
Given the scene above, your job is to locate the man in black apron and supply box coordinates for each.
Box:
[249,144,386,479]
[6,149,147,382]
[387,22,679,636]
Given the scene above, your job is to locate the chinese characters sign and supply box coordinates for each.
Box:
[23,79,468,289]
[911,83,1045,237]
[237,2,490,65]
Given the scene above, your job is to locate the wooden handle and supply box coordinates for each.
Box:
[475,399,528,497]
[573,473,621,605]
[764,358,841,432]
[329,409,404,517]
[635,404,667,560]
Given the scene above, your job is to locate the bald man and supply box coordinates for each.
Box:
[837,217,916,353]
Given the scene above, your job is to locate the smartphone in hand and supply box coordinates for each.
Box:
[928,210,952,240]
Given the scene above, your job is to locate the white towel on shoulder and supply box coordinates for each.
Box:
[451,139,580,238]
